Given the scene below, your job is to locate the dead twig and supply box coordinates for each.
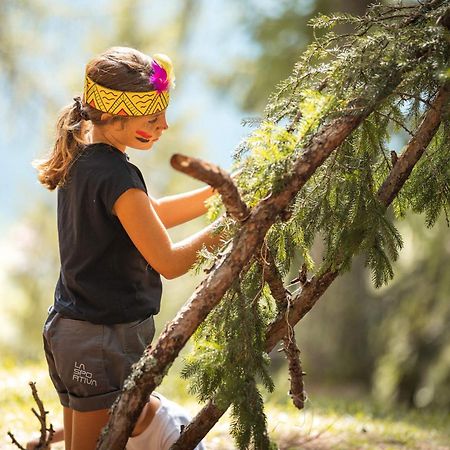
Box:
[8,382,55,450]
[282,331,306,410]
[7,432,26,450]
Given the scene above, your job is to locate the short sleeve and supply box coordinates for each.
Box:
[162,428,182,450]
[161,410,193,450]
[97,159,148,215]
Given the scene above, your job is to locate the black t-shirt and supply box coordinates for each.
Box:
[54,143,162,324]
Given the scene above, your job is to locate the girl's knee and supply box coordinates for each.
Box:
[71,409,110,450]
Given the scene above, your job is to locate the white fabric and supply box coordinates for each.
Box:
[126,393,206,450]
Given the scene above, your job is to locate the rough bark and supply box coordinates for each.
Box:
[170,84,449,450]
[171,154,251,222]
[377,85,449,206]
[260,246,306,410]
[283,331,306,410]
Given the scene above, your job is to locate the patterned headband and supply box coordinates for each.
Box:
[83,54,175,117]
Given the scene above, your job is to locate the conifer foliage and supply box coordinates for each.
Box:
[97,2,449,449]
[179,2,449,448]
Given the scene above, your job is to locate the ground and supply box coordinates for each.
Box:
[1,362,448,450]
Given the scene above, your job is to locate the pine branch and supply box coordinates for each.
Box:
[98,5,449,447]
[377,84,449,206]
[268,83,448,347]
[170,81,448,450]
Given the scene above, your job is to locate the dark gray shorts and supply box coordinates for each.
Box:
[43,307,155,412]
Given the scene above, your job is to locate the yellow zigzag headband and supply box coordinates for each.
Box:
[83,54,175,117]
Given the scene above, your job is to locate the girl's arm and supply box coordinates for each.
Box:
[113,188,223,280]
[150,185,215,229]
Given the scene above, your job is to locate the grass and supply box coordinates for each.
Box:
[1,362,449,450]
[265,397,450,450]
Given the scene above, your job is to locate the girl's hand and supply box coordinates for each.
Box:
[26,436,42,450]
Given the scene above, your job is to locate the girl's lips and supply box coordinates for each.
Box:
[136,137,150,143]
[136,130,152,139]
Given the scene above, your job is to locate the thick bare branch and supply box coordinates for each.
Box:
[170,154,251,222]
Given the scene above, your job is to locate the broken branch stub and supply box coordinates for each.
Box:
[170,154,251,222]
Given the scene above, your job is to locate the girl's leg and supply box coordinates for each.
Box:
[63,407,73,450]
[71,409,110,450]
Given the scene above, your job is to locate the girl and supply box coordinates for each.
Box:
[35,46,224,450]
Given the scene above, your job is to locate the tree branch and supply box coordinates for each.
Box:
[258,245,292,310]
[97,79,392,449]
[170,83,448,450]
[259,245,306,410]
[8,382,55,450]
[282,331,306,410]
[170,153,251,222]
[377,84,449,206]
[7,432,26,450]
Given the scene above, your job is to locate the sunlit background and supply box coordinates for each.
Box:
[1,0,449,448]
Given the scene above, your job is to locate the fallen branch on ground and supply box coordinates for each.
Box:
[8,382,55,450]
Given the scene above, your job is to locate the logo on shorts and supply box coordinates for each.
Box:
[73,361,97,386]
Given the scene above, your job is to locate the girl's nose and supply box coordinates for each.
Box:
[159,115,169,130]
[156,112,169,131]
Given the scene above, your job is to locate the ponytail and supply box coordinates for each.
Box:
[34,97,90,190]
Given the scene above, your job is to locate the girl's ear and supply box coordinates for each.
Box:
[100,112,113,121]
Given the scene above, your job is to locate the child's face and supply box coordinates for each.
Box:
[108,110,169,151]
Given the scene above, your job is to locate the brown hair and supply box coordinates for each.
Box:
[35,47,155,190]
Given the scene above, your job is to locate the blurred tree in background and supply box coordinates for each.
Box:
[1,0,48,102]
[372,215,450,409]
[212,0,370,111]
[1,204,58,360]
